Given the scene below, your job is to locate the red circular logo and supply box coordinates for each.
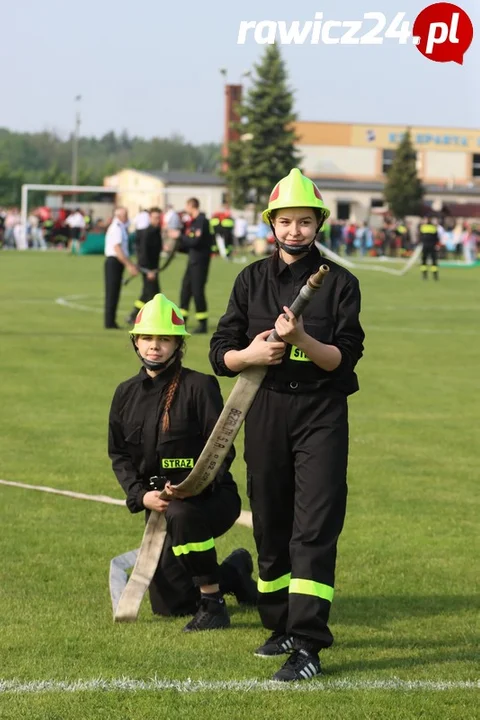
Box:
[413,3,473,64]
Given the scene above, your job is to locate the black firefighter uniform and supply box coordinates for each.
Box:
[418,222,439,279]
[209,246,365,651]
[178,212,212,328]
[108,365,241,615]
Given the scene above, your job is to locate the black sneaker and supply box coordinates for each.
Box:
[254,632,294,657]
[220,548,257,606]
[183,597,230,632]
[272,649,322,682]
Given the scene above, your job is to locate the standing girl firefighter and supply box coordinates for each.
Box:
[209,169,365,681]
[108,294,256,631]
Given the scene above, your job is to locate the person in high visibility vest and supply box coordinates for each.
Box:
[108,294,257,629]
[210,169,365,682]
[394,221,410,256]
[210,205,235,259]
[418,217,439,280]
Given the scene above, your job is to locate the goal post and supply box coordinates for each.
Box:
[20,184,118,233]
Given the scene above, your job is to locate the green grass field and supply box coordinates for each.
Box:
[0,251,478,719]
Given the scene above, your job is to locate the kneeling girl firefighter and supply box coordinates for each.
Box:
[209,169,365,680]
[108,293,256,631]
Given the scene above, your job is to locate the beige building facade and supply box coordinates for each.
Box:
[294,121,480,221]
[103,169,227,221]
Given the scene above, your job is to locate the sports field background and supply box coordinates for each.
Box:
[0,251,478,719]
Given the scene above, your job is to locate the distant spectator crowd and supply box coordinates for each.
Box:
[254,216,479,264]
[0,206,98,251]
[1,203,478,265]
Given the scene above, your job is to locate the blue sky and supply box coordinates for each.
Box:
[1,0,478,143]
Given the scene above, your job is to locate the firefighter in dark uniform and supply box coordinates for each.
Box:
[209,169,365,681]
[168,197,211,334]
[126,208,163,324]
[395,221,410,255]
[418,217,439,280]
[109,294,257,630]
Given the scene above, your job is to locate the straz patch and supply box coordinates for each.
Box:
[161,458,194,469]
[289,345,311,362]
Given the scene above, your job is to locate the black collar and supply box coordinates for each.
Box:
[138,362,179,389]
[276,245,322,277]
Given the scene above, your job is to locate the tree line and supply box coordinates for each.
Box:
[0,129,221,206]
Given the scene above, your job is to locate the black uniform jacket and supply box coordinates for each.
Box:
[137,225,162,270]
[179,212,211,264]
[108,364,236,513]
[209,247,365,396]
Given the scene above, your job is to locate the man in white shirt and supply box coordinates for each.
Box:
[133,208,151,259]
[65,209,86,254]
[134,209,150,231]
[104,207,138,329]
[234,215,248,248]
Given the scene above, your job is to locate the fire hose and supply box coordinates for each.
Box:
[112,263,330,621]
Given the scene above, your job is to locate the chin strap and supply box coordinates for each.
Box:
[130,337,179,371]
[276,239,315,256]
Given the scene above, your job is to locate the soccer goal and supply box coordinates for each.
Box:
[20,183,118,232]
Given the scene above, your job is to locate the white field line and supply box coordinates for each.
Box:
[0,677,477,694]
[0,479,253,528]
[55,295,102,313]
[56,296,478,335]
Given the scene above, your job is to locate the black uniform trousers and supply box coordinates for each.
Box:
[104,257,124,328]
[180,259,210,320]
[148,483,241,616]
[139,275,160,305]
[244,386,349,651]
[421,243,438,268]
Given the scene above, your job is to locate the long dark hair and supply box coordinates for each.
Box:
[160,339,185,432]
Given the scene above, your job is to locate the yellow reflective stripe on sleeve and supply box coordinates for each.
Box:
[289,578,334,602]
[289,345,311,362]
[257,573,291,593]
[172,537,215,557]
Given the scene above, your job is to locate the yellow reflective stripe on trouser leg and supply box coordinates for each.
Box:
[172,537,215,556]
[195,312,208,320]
[289,578,334,603]
[134,300,145,309]
[258,573,291,593]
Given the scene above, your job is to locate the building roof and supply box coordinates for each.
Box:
[442,202,480,218]
[311,177,480,197]
[140,170,225,186]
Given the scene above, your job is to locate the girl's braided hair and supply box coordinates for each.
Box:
[161,339,185,432]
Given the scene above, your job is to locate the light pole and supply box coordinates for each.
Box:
[71,95,82,186]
